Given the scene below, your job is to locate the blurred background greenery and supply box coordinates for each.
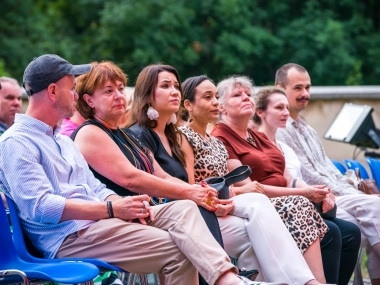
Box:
[362,253,369,279]
[1,0,379,86]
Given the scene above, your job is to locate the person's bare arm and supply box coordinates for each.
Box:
[227,158,328,202]
[74,125,217,210]
[180,134,195,184]
[105,194,123,201]
[60,195,154,223]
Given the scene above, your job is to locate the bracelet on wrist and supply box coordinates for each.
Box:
[107,200,114,218]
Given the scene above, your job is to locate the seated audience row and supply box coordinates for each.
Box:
[69,61,357,285]
[0,54,376,285]
[1,55,261,285]
[125,66,322,284]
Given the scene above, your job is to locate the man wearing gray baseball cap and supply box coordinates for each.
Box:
[18,54,92,125]
[23,54,92,96]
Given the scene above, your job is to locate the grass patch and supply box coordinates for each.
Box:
[361,252,369,279]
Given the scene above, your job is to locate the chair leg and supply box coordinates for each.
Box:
[123,272,156,285]
[126,273,137,285]
[139,274,149,285]
[353,248,364,285]
[0,269,31,285]
[116,271,126,283]
[153,274,159,285]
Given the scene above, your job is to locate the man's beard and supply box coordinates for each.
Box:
[53,99,75,118]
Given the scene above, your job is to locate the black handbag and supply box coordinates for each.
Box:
[203,165,252,199]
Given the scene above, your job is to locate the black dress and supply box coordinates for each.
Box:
[129,124,225,285]
[128,124,189,182]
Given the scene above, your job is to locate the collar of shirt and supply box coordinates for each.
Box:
[0,120,9,133]
[14,113,61,136]
[288,116,307,130]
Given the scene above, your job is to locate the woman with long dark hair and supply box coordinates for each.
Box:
[125,64,225,285]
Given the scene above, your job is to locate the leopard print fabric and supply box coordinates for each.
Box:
[180,125,327,253]
[179,126,228,182]
[270,195,328,254]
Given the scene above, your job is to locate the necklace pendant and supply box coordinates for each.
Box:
[246,137,257,147]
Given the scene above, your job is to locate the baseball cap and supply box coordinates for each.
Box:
[23,54,92,96]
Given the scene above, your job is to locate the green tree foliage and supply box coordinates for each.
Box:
[0,0,54,81]
[1,0,379,85]
[0,60,10,77]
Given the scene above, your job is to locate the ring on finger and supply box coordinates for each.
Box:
[141,208,145,214]
[205,197,212,206]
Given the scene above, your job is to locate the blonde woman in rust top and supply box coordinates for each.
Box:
[180,75,331,285]
[211,76,332,283]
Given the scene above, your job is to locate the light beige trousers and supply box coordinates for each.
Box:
[56,200,236,285]
[336,194,380,279]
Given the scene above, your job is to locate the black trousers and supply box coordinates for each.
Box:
[198,206,224,285]
[321,218,361,285]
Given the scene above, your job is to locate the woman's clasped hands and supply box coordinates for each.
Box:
[303,185,329,203]
[321,188,336,213]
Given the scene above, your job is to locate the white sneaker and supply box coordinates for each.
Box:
[237,275,288,285]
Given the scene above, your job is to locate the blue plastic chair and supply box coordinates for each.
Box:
[0,198,99,285]
[339,160,369,285]
[365,157,380,190]
[330,159,347,174]
[5,196,151,285]
[343,159,370,179]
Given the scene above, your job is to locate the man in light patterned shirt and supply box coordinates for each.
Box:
[276,63,380,284]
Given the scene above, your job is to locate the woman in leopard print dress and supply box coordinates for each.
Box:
[180,75,329,284]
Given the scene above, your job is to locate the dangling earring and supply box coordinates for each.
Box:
[147,105,159,120]
[166,113,177,125]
